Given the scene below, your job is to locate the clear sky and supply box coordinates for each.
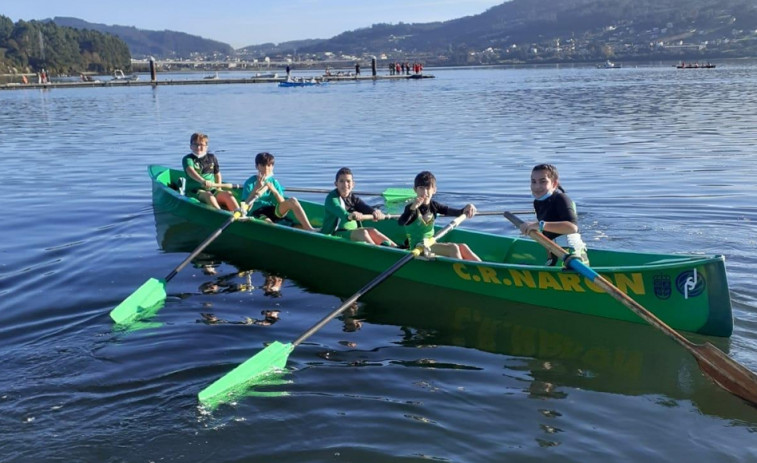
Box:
[3,0,505,49]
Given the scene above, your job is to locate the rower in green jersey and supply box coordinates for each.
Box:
[182,132,240,211]
[321,167,397,246]
[397,171,481,261]
[241,152,316,232]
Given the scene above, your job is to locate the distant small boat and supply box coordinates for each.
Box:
[254,72,278,78]
[676,62,716,69]
[112,69,139,81]
[203,72,219,80]
[597,60,621,69]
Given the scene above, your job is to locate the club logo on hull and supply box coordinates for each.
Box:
[676,269,705,299]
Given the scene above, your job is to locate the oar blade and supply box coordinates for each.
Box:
[382,187,416,202]
[695,343,757,406]
[109,278,167,324]
[198,341,294,405]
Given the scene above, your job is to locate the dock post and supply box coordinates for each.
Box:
[149,57,157,83]
[371,56,377,77]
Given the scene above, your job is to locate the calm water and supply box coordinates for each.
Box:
[2,65,757,462]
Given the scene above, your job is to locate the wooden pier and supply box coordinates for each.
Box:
[0,74,433,91]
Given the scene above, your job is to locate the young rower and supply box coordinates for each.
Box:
[397,171,481,261]
[518,163,589,266]
[242,152,316,231]
[182,132,240,211]
[321,167,398,246]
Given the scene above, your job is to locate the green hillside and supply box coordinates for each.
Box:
[0,16,130,74]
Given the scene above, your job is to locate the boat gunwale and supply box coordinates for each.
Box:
[148,165,733,337]
[148,165,725,273]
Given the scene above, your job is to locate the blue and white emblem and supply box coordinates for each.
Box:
[675,269,705,299]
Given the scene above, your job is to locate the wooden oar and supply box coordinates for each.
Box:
[285,187,539,207]
[504,211,757,407]
[476,210,532,216]
[198,214,469,404]
[383,210,533,219]
[109,187,265,325]
[284,186,415,202]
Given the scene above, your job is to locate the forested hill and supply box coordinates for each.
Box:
[246,0,757,64]
[51,17,235,59]
[3,0,756,72]
[0,16,130,74]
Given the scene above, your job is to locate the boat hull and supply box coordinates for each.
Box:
[149,165,733,337]
[278,80,322,87]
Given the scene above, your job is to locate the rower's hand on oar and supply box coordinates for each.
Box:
[348,212,368,221]
[238,186,268,216]
[519,220,538,235]
[235,202,250,216]
[372,210,386,221]
[463,203,477,218]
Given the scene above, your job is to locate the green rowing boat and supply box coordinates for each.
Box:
[148,165,733,337]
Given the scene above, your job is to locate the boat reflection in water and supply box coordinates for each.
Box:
[155,212,754,420]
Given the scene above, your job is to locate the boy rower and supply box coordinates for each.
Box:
[321,167,398,246]
[397,171,481,261]
[242,152,316,232]
[182,132,240,211]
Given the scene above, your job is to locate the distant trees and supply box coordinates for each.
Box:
[0,16,131,74]
[51,17,236,59]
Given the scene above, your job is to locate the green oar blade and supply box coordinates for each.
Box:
[198,341,294,404]
[109,277,167,324]
[382,187,416,202]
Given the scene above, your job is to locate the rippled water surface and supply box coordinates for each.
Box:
[2,65,757,462]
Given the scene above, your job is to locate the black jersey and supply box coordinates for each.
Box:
[397,199,464,226]
[533,191,578,240]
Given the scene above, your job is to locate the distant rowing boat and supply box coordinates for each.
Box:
[279,79,324,87]
[146,165,733,337]
[676,62,716,69]
[597,60,621,69]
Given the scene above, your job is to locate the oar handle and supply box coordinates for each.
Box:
[477,210,533,216]
[382,211,532,220]
[284,187,330,194]
[292,214,467,347]
[348,213,406,220]
[285,187,387,197]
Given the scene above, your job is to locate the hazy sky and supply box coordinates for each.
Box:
[3,0,505,49]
